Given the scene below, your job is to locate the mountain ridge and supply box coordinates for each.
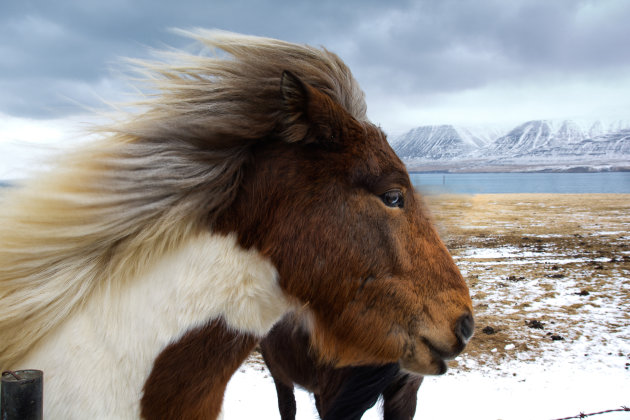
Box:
[392,119,630,172]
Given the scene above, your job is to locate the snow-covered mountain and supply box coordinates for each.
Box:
[393,125,503,160]
[391,119,630,172]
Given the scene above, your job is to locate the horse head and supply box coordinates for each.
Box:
[216,70,473,375]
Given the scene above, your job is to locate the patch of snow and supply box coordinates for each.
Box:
[223,362,319,419]
[454,246,611,266]
[458,246,540,259]
[414,361,630,420]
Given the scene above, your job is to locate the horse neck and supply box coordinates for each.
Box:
[16,231,293,419]
[133,232,294,419]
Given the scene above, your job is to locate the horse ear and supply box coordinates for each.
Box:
[280,71,337,144]
[280,71,310,143]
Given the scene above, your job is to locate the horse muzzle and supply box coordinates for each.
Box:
[401,311,474,375]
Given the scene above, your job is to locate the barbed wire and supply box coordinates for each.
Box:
[550,406,630,420]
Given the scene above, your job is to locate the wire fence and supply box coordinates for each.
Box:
[551,406,630,420]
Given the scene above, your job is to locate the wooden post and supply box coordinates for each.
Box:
[1,370,43,420]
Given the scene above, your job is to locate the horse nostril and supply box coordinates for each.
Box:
[455,313,474,343]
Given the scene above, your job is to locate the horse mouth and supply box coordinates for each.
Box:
[426,336,466,360]
[426,338,455,374]
[400,337,460,376]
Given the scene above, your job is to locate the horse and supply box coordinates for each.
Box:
[260,314,424,420]
[0,29,473,419]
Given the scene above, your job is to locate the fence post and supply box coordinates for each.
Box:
[1,370,43,420]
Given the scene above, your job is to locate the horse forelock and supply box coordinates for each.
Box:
[0,30,368,370]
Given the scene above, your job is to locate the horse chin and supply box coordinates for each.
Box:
[400,341,449,376]
[400,355,448,376]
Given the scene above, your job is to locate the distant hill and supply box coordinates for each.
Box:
[391,119,630,172]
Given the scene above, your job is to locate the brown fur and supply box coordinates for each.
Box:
[214,89,472,367]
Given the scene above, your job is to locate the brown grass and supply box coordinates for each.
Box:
[424,194,630,369]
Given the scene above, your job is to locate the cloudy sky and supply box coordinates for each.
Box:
[1,0,630,176]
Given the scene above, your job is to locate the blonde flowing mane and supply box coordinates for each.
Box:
[0,29,367,370]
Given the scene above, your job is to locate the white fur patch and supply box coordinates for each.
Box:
[17,232,293,419]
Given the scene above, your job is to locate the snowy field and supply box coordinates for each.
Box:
[223,194,630,419]
[222,353,630,420]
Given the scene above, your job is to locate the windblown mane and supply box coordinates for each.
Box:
[0,29,367,370]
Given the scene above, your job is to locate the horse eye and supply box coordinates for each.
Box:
[381,190,404,208]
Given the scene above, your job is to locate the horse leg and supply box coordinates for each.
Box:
[322,363,399,420]
[272,379,297,420]
[381,373,424,420]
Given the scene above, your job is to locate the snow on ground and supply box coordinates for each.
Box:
[222,350,630,419]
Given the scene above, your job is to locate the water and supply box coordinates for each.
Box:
[410,172,630,194]
[2,172,630,194]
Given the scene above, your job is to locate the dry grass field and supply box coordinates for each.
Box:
[423,193,630,372]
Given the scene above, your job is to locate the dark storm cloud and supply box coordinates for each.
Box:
[336,0,630,97]
[0,0,408,117]
[1,0,629,119]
